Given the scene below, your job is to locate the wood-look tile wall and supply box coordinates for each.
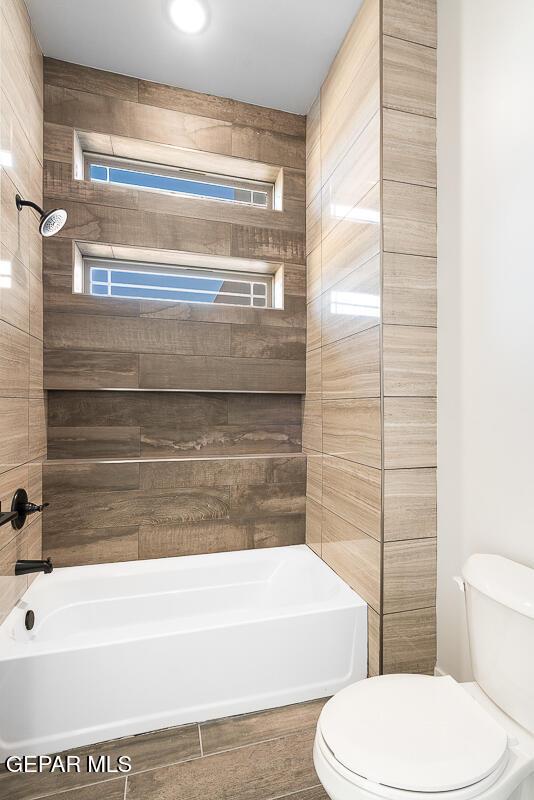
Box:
[0,0,44,625]
[42,60,307,566]
[380,0,437,674]
[42,58,306,394]
[43,454,306,567]
[304,0,437,676]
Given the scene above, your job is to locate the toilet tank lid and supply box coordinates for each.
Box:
[463,554,534,619]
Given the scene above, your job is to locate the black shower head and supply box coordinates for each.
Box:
[15,194,67,238]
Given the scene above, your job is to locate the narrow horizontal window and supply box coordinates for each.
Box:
[84,259,273,308]
[86,156,273,208]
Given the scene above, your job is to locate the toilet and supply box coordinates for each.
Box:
[314,554,534,800]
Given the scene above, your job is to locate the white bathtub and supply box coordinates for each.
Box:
[0,545,366,758]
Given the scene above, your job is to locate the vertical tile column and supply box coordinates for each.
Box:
[304,0,383,676]
[304,0,436,676]
[0,0,44,624]
[380,0,437,675]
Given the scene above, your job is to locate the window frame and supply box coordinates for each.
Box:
[83,257,275,309]
[84,154,274,209]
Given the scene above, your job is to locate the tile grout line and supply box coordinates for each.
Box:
[198,723,204,757]
[120,722,323,780]
[123,775,128,800]
[269,784,324,800]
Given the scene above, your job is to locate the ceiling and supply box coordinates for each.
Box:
[25,0,363,115]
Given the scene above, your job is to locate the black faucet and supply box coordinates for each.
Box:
[0,488,49,531]
[15,558,53,576]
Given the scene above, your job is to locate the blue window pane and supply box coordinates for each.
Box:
[90,165,108,181]
[110,285,220,303]
[91,268,109,283]
[110,270,224,294]
[91,284,109,296]
[107,168,236,202]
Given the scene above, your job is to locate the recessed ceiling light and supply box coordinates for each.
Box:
[169,0,208,34]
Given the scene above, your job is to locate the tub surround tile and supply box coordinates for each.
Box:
[382,324,437,397]
[0,398,29,475]
[0,465,30,549]
[382,108,436,187]
[306,342,322,400]
[305,497,322,557]
[367,607,381,677]
[45,350,140,390]
[48,427,142,460]
[137,353,305,393]
[47,391,230,428]
[321,326,380,400]
[321,456,381,541]
[382,606,437,675]
[382,252,436,327]
[383,397,437,469]
[382,180,437,258]
[321,183,380,293]
[306,296,322,352]
[321,508,381,611]
[320,255,381,347]
[383,467,436,541]
[322,399,381,468]
[139,514,305,560]
[251,514,306,548]
[140,425,302,459]
[46,488,232,531]
[306,455,322,505]
[44,58,140,101]
[302,399,322,454]
[382,0,437,47]
[46,392,302,460]
[230,483,306,517]
[138,457,305,490]
[305,0,436,675]
[382,35,436,118]
[45,526,140,567]
[306,245,322,303]
[383,538,437,613]
[41,57,306,493]
[43,456,306,565]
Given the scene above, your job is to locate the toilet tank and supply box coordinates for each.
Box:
[462,554,534,733]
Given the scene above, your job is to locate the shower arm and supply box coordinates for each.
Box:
[15,196,45,217]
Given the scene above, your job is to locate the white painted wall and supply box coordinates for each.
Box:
[437,0,534,679]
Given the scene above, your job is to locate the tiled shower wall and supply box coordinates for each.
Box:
[41,60,307,565]
[0,0,45,625]
[304,0,437,675]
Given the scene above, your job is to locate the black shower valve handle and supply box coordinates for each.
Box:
[25,501,50,515]
[0,489,50,530]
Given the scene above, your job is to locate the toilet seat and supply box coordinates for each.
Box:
[317,674,510,795]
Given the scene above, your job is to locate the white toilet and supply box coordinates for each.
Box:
[314,554,534,800]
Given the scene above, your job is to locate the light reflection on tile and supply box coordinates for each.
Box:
[329,289,380,319]
[0,260,13,289]
[327,204,380,224]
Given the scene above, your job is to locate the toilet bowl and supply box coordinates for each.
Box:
[314,554,534,800]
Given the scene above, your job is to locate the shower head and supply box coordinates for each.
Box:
[15,194,67,238]
[39,208,68,237]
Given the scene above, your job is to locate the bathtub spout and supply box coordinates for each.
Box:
[15,558,54,576]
